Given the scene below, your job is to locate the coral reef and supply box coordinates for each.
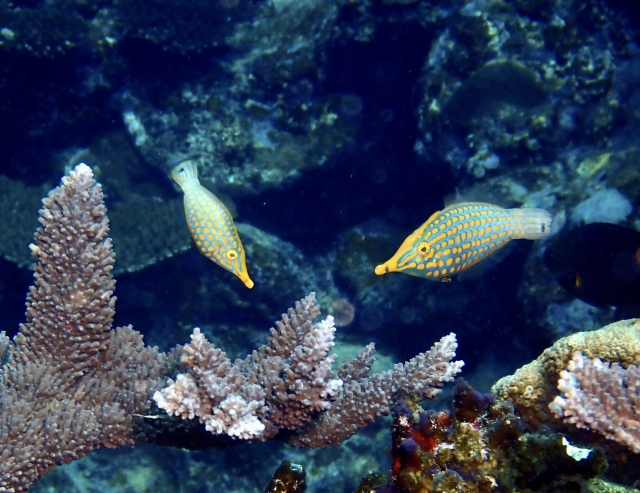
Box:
[154,296,342,440]
[492,318,640,429]
[0,164,465,491]
[356,379,610,493]
[418,0,628,176]
[0,0,254,57]
[2,0,640,490]
[0,164,173,492]
[121,78,350,196]
[2,0,639,354]
[552,351,640,453]
[155,292,464,445]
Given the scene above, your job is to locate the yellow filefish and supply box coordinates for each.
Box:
[171,160,254,289]
[375,202,552,282]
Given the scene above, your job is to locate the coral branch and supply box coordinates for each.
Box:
[0,164,171,492]
[154,294,464,447]
[0,164,464,491]
[551,351,640,453]
[290,332,464,447]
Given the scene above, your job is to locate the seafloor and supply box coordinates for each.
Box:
[1,0,640,491]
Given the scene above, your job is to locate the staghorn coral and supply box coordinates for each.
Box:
[291,332,464,447]
[551,351,640,453]
[152,305,340,440]
[155,293,464,446]
[0,163,465,491]
[492,318,640,429]
[0,163,173,492]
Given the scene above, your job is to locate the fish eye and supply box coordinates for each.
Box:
[226,250,238,261]
[417,242,430,257]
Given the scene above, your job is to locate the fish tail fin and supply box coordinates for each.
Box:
[171,159,199,188]
[514,208,553,239]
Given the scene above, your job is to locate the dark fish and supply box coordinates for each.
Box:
[543,223,640,308]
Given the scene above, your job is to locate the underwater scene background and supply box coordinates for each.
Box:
[2,0,640,491]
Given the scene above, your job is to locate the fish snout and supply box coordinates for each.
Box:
[240,274,255,289]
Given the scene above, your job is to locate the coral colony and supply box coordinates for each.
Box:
[0,165,463,491]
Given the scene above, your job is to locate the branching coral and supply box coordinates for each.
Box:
[0,163,464,491]
[155,293,464,446]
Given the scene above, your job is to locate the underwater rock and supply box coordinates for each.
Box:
[0,0,92,57]
[119,0,358,196]
[108,195,192,274]
[122,84,350,195]
[442,61,550,127]
[0,0,254,56]
[113,0,255,53]
[228,0,340,87]
[265,461,306,493]
[584,478,640,493]
[237,223,340,315]
[570,189,633,225]
[544,300,612,339]
[418,0,627,179]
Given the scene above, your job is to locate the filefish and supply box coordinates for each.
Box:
[544,222,640,308]
[375,202,552,282]
[171,160,254,289]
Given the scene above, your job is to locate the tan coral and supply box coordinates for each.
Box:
[491,318,640,428]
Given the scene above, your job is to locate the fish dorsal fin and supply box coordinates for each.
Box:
[443,188,494,208]
[443,189,465,208]
[456,241,516,280]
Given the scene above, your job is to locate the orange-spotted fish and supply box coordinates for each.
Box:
[171,160,254,289]
[375,202,552,282]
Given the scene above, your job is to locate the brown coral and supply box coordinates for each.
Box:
[0,163,465,490]
[491,318,640,428]
[154,293,465,447]
[0,164,172,492]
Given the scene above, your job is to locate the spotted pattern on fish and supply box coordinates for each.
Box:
[374,202,552,281]
[172,160,254,289]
